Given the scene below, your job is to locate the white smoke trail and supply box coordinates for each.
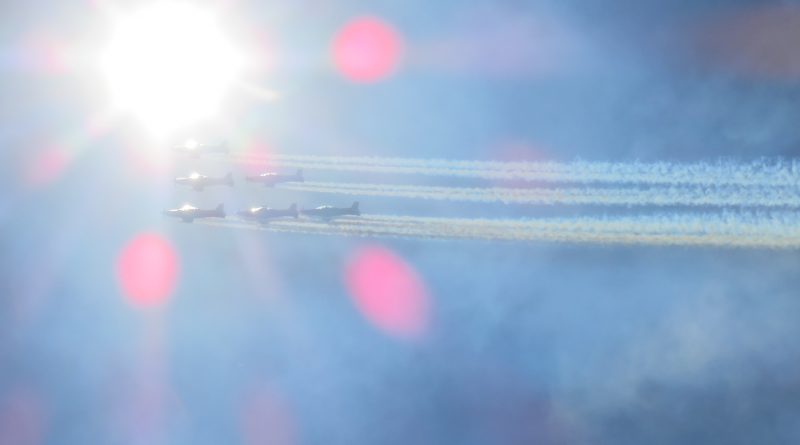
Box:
[278,181,800,208]
[197,212,800,248]
[230,153,800,187]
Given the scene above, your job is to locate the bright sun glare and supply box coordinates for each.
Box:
[101,3,243,134]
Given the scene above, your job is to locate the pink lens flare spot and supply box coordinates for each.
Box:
[344,245,431,339]
[332,17,404,82]
[493,141,549,163]
[24,146,70,188]
[122,140,174,177]
[0,388,46,445]
[489,140,551,188]
[239,141,275,176]
[23,34,68,75]
[117,233,180,308]
[248,28,279,74]
[700,5,800,79]
[241,386,296,445]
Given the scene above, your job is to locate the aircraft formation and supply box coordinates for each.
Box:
[164,140,360,224]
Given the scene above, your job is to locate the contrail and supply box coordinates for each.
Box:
[278,181,800,208]
[230,153,800,187]
[198,212,800,248]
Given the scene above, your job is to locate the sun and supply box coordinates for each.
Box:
[101,2,243,135]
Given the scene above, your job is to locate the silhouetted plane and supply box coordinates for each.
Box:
[245,169,303,187]
[163,204,225,223]
[301,202,360,220]
[238,204,299,223]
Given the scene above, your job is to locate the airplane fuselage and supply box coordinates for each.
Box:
[245,170,303,187]
[163,205,225,223]
[238,205,298,222]
[301,202,360,220]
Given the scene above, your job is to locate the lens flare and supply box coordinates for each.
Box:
[332,17,404,82]
[240,385,295,445]
[699,4,800,80]
[21,33,68,75]
[344,245,430,339]
[0,388,46,445]
[23,145,70,188]
[116,233,179,308]
[238,140,275,176]
[100,2,243,134]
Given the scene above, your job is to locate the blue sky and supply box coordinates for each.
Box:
[1,0,800,444]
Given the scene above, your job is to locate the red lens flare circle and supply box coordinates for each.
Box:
[332,17,404,82]
[117,233,179,308]
[24,146,69,188]
[344,245,430,339]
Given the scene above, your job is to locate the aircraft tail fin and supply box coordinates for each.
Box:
[215,203,225,217]
[225,172,234,186]
[351,201,360,216]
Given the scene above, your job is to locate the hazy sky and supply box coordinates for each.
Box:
[2,1,800,444]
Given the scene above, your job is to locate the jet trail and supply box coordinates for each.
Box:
[222,153,800,246]
[278,181,800,208]
[198,212,800,248]
[231,153,800,187]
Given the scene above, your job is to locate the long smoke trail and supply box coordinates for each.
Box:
[198,212,800,248]
[278,181,800,207]
[231,153,800,187]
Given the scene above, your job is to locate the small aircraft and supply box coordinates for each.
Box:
[163,204,225,223]
[174,172,234,191]
[238,203,299,222]
[301,202,360,220]
[245,169,303,187]
[173,140,229,157]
